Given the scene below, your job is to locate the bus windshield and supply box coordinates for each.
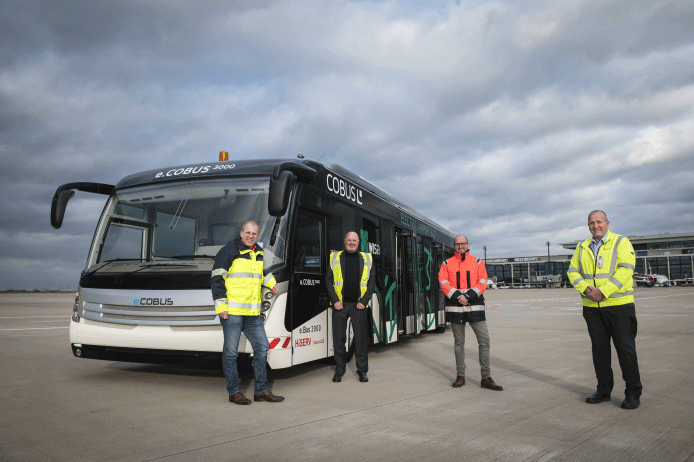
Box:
[86,177,287,276]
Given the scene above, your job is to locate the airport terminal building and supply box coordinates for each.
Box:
[484,232,694,287]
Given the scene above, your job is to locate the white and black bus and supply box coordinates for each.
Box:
[51,155,454,369]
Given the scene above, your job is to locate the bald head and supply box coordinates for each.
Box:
[588,210,608,222]
[344,232,359,253]
[240,221,260,248]
[587,210,609,240]
[453,235,469,254]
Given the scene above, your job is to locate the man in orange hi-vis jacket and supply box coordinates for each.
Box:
[439,234,503,391]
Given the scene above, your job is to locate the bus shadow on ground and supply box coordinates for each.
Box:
[100,352,332,380]
[93,333,593,401]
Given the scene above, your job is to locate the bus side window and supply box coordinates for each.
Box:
[293,214,322,274]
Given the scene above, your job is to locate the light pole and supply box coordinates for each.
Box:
[483,245,487,262]
[546,241,551,275]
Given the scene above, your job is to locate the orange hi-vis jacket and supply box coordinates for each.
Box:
[438,251,488,323]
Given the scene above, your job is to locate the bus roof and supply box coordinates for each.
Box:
[114,157,453,240]
[115,159,287,190]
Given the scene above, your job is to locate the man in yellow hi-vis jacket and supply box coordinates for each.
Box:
[568,210,642,409]
[325,231,376,383]
[212,221,284,405]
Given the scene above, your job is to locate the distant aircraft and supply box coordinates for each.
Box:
[634,264,676,287]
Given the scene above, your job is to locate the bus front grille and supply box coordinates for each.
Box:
[80,302,218,326]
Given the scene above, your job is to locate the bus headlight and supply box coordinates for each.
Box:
[71,290,80,322]
[261,288,275,312]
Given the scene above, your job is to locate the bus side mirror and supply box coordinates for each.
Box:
[268,162,316,217]
[50,182,114,229]
[51,189,75,229]
[268,170,293,217]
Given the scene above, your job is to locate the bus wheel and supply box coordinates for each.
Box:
[432,323,447,334]
[237,353,253,372]
[344,318,355,362]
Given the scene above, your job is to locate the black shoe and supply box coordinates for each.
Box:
[253,391,285,403]
[229,392,251,405]
[332,374,342,383]
[621,395,640,409]
[357,371,368,382]
[586,391,611,404]
[480,377,503,391]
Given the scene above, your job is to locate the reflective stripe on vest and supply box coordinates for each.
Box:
[227,272,262,279]
[445,305,486,313]
[212,268,229,278]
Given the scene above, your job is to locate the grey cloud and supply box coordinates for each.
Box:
[2,0,694,288]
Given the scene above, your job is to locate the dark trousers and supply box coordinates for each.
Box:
[583,303,642,397]
[332,302,369,375]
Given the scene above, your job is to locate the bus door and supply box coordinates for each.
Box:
[360,217,382,345]
[380,220,398,344]
[412,235,426,335]
[420,237,437,332]
[395,229,416,335]
[434,243,447,329]
[289,210,329,365]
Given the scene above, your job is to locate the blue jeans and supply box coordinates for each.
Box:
[220,314,269,395]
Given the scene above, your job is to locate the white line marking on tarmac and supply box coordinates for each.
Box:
[0,327,69,331]
[0,316,67,319]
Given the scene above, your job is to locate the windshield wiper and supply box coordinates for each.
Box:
[91,258,148,273]
[125,262,197,275]
[91,258,199,274]
[103,258,148,263]
[165,255,216,260]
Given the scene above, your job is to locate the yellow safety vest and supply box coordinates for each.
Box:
[567,230,635,307]
[212,248,276,316]
[330,251,373,303]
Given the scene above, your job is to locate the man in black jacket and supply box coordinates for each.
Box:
[325,231,376,383]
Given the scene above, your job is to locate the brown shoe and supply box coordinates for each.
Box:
[452,376,465,388]
[229,392,251,405]
[480,377,503,391]
[254,391,285,403]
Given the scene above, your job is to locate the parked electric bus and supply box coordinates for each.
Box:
[51,154,455,369]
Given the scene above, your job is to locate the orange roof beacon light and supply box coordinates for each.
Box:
[219,151,229,161]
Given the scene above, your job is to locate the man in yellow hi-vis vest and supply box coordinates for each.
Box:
[212,221,284,405]
[567,210,642,410]
[325,231,376,383]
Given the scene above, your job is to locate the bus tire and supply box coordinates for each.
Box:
[432,323,447,334]
[344,317,355,362]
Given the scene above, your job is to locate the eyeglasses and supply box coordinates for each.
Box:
[453,242,468,246]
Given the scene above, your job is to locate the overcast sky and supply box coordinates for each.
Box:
[1,0,693,289]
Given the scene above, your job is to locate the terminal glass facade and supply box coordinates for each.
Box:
[639,255,694,281]
[486,260,572,286]
[487,256,693,286]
